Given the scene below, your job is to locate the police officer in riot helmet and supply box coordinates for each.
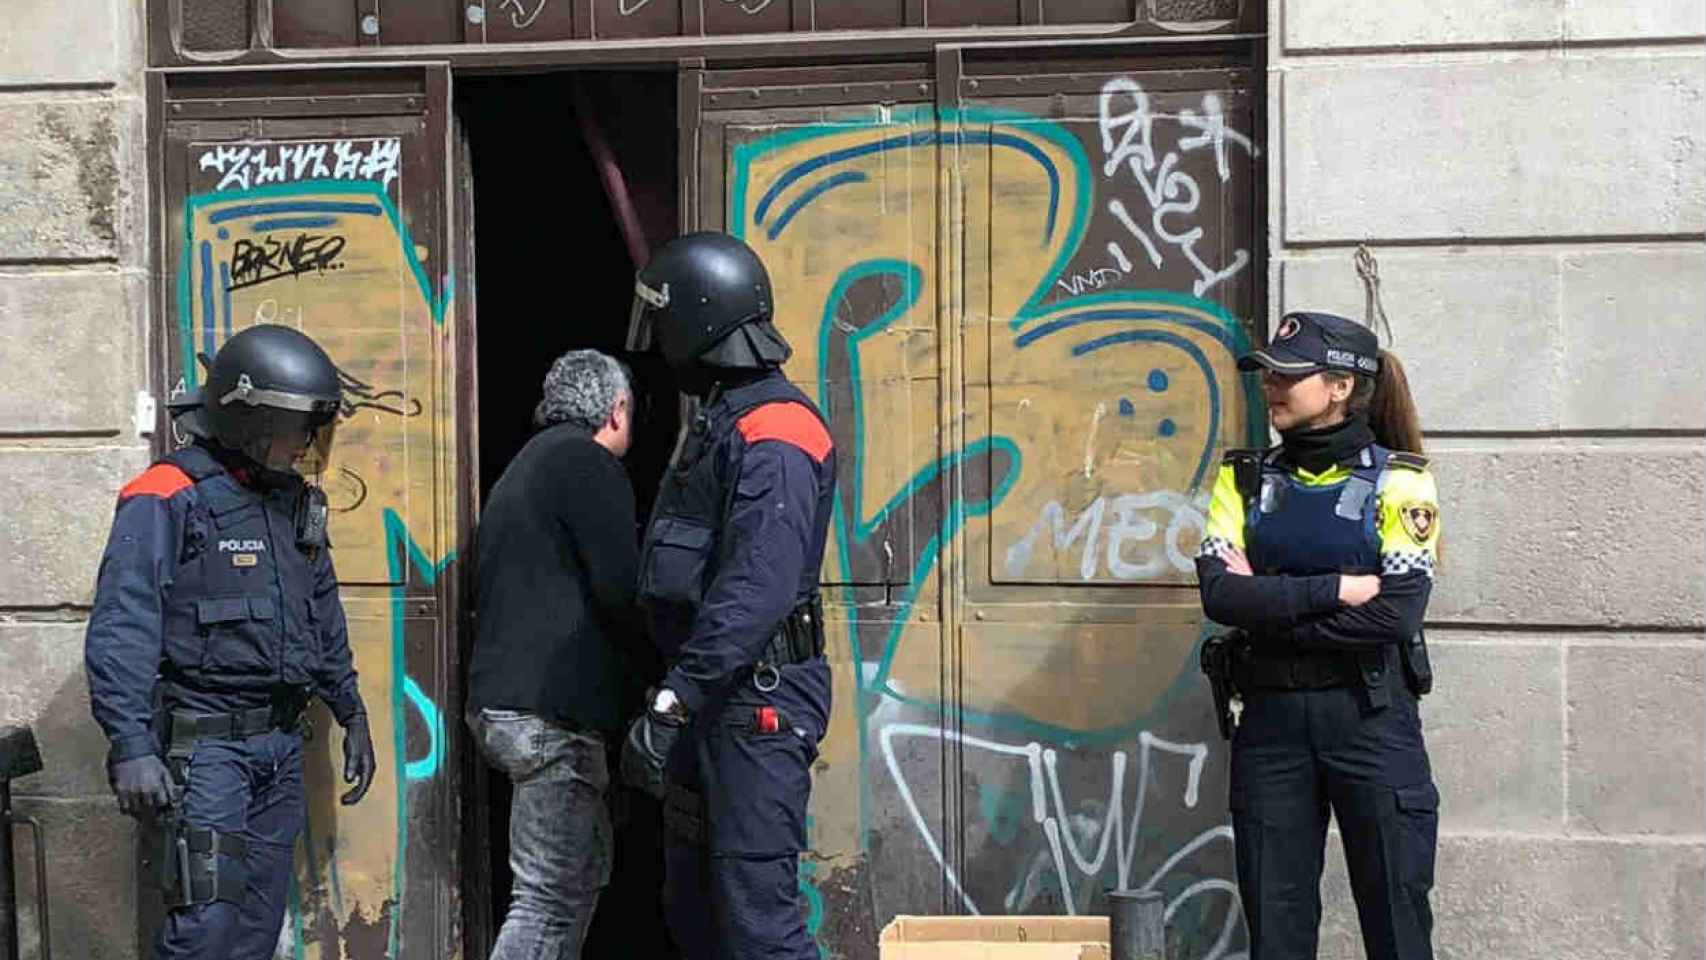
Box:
[199,324,344,480]
[85,323,376,959]
[620,232,837,960]
[623,230,797,395]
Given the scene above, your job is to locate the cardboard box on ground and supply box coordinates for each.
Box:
[879,916,1112,960]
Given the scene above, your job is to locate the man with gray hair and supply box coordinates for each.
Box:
[465,348,641,960]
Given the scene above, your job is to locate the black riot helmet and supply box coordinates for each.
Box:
[627,232,792,393]
[204,324,343,475]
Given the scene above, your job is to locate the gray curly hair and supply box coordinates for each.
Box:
[533,349,631,431]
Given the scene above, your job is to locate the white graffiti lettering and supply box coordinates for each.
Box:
[1105,241,1134,273]
[497,0,548,27]
[1003,490,1208,581]
[285,143,331,181]
[1097,79,1254,298]
[880,723,1243,960]
[1178,93,1254,184]
[197,138,402,193]
[1055,267,1125,297]
[251,299,306,329]
[357,138,401,183]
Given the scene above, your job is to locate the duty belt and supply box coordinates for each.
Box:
[169,706,282,748]
[165,689,310,759]
[149,691,305,909]
[752,596,826,690]
[1233,650,1362,691]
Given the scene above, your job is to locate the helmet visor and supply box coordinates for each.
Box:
[626,276,670,352]
[252,408,337,475]
[293,417,338,477]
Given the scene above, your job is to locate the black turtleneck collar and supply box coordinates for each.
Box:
[1279,415,1375,473]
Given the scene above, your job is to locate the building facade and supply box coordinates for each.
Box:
[0,1,1700,957]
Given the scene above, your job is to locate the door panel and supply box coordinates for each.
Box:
[948,56,1261,957]
[157,63,462,960]
[684,48,1264,960]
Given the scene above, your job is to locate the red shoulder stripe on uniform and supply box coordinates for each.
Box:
[119,463,193,501]
[737,402,832,464]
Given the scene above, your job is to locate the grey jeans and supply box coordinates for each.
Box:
[470,708,613,960]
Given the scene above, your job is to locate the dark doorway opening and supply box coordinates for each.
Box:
[460,69,680,959]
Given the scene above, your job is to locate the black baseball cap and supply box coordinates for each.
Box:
[1238,311,1380,377]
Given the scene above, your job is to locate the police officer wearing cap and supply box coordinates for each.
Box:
[1196,311,1441,960]
[617,232,835,960]
[84,324,376,959]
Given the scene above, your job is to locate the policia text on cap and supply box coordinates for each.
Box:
[1196,311,1442,960]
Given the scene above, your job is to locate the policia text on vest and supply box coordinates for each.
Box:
[84,326,376,960]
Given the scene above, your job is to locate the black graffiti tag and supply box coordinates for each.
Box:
[337,367,423,420]
[329,467,369,513]
[227,233,347,291]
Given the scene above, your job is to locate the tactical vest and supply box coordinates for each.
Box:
[1245,444,1391,576]
[1226,443,1434,706]
[638,376,828,614]
[156,445,322,695]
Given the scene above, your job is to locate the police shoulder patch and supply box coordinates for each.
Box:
[119,463,193,501]
[1386,451,1430,472]
[737,402,832,464]
[1398,500,1439,545]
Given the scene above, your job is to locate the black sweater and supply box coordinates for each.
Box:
[467,424,648,733]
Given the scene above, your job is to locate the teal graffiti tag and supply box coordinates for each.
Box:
[799,814,829,959]
[729,106,1258,739]
[727,104,1265,948]
[382,508,453,957]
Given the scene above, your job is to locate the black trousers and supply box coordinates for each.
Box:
[1230,676,1438,960]
[662,659,830,960]
[152,730,303,960]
